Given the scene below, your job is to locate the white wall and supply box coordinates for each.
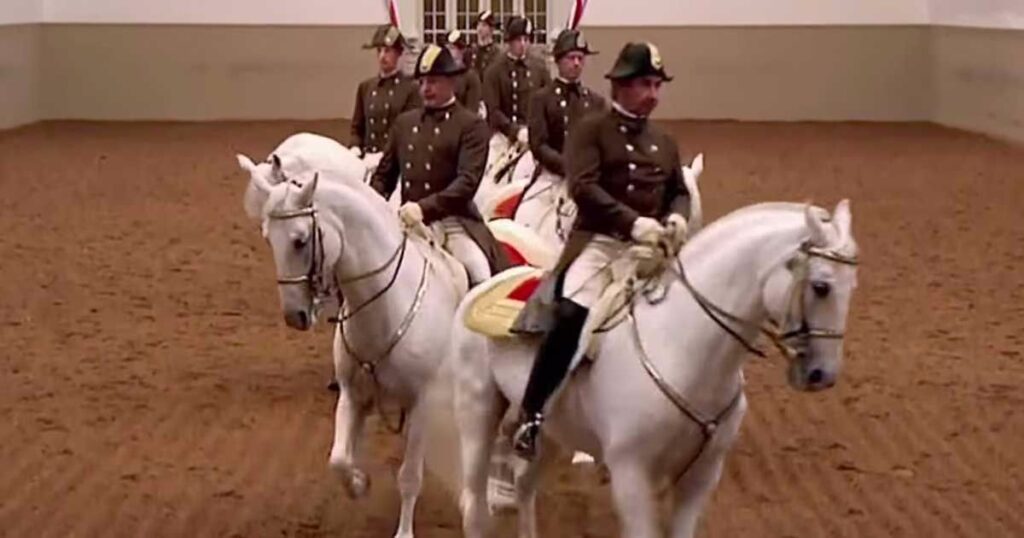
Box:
[1,0,43,25]
[43,0,390,25]
[584,0,930,26]
[929,0,1024,29]
[41,0,935,26]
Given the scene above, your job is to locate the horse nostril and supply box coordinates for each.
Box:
[297,310,309,328]
[808,369,824,385]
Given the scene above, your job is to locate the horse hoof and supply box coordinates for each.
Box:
[327,379,340,392]
[346,469,371,499]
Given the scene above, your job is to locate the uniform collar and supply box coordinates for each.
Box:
[612,101,647,132]
[556,77,582,93]
[507,53,528,66]
[378,69,401,83]
[422,97,458,118]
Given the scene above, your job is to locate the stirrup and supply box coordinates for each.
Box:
[512,413,544,460]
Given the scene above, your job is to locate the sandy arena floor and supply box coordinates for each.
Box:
[0,119,1021,537]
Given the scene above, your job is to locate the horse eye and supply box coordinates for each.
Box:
[293,237,307,250]
[811,281,832,298]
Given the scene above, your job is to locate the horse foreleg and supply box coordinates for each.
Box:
[327,383,371,498]
[513,442,556,538]
[607,459,661,538]
[328,329,372,498]
[456,372,506,538]
[671,396,745,538]
[669,453,726,538]
[394,398,428,538]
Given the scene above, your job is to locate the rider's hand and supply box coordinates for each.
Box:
[516,127,529,145]
[398,202,424,227]
[630,217,665,246]
[664,213,689,253]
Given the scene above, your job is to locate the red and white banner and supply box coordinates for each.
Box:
[566,0,588,29]
[384,0,401,28]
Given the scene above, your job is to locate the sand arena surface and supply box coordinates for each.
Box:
[0,120,1021,537]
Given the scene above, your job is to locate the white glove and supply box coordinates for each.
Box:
[630,217,665,246]
[664,213,689,252]
[516,127,529,145]
[350,146,363,158]
[398,202,424,227]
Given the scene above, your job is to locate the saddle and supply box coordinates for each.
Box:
[463,263,634,364]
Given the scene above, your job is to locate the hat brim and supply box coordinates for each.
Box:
[554,48,599,59]
[605,68,673,82]
[414,66,468,78]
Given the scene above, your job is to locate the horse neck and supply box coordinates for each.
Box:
[317,184,420,310]
[646,208,808,408]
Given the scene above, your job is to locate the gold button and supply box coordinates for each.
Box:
[407,144,414,151]
[629,163,637,171]
[627,183,635,192]
[405,162,412,169]
[619,125,628,134]
[425,163,432,171]
[425,182,432,190]
[413,126,419,134]
[651,145,659,152]
[626,143,635,152]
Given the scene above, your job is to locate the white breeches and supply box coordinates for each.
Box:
[431,217,491,285]
[562,234,632,309]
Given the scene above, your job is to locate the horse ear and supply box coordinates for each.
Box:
[295,172,318,207]
[833,199,852,238]
[271,153,283,178]
[690,153,704,177]
[805,203,830,246]
[236,153,256,174]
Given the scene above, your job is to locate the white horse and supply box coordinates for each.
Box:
[452,200,859,538]
[474,134,536,212]
[237,132,369,218]
[245,168,469,538]
[482,154,706,251]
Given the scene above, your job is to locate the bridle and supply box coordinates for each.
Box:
[674,240,859,361]
[265,206,338,308]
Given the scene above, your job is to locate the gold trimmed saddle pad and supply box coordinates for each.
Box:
[464,266,544,338]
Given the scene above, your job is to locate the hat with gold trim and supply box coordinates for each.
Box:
[605,42,672,81]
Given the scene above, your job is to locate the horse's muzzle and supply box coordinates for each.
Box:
[284,309,312,331]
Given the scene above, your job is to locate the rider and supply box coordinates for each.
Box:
[350,25,421,157]
[520,28,606,216]
[443,29,484,117]
[482,16,551,157]
[466,10,501,79]
[512,42,691,458]
[369,44,510,285]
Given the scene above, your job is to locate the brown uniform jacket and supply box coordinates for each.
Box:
[527,78,606,176]
[369,100,510,273]
[567,107,689,241]
[454,71,483,116]
[483,54,551,138]
[511,107,690,333]
[350,73,421,154]
[467,42,500,79]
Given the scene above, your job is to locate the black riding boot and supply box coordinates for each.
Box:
[512,298,589,459]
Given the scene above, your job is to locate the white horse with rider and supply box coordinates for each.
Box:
[242,144,471,538]
[451,199,859,538]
